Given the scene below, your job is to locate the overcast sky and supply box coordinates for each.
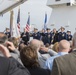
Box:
[0,0,52,32]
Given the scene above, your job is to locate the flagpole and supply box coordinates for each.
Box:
[10,10,13,37]
[28,12,30,26]
[44,12,47,32]
[28,12,31,31]
[17,6,20,32]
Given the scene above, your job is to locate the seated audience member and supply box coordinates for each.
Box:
[45,40,70,70]
[52,42,59,52]
[29,39,57,68]
[20,46,51,75]
[51,32,76,75]
[0,41,30,75]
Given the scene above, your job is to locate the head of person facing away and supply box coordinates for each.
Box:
[0,32,8,46]
[72,32,76,49]
[40,41,44,47]
[20,46,40,68]
[58,40,70,52]
[8,37,18,48]
[52,42,59,53]
[29,39,41,51]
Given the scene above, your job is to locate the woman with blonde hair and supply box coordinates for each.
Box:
[52,42,59,52]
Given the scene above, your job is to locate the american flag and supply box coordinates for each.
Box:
[44,13,47,31]
[25,13,30,32]
[17,7,20,32]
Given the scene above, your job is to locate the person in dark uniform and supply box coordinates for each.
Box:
[45,28,52,45]
[40,29,46,45]
[21,28,30,45]
[5,28,11,38]
[67,30,72,41]
[32,28,41,40]
[51,28,59,44]
[58,27,67,42]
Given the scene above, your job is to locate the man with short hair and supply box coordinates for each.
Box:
[45,40,70,70]
[51,32,76,75]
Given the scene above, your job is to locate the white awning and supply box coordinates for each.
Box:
[0,0,27,15]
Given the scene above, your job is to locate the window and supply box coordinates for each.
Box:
[55,0,60,1]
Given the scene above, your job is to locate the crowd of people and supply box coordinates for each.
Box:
[0,26,76,75]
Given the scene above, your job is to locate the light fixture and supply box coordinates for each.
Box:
[8,0,21,1]
[65,25,69,27]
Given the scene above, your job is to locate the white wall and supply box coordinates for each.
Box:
[47,5,76,34]
[47,0,74,6]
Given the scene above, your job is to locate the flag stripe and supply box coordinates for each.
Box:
[25,13,30,32]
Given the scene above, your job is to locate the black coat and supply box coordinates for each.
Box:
[21,32,30,45]
[67,34,72,41]
[5,32,11,38]
[40,33,46,45]
[51,32,59,44]
[32,32,41,40]
[58,32,67,42]
[0,56,30,75]
[45,33,52,44]
[27,67,51,75]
